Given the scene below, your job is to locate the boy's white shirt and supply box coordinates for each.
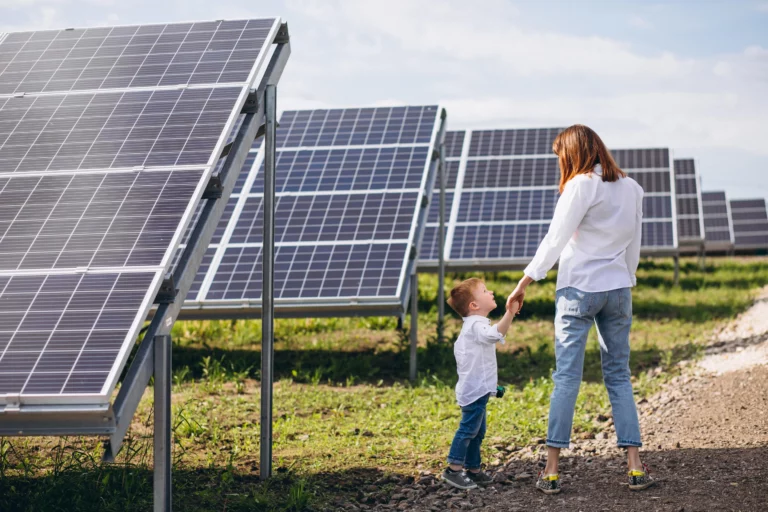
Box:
[454,315,505,407]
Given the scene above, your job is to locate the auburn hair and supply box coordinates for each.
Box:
[447,278,483,317]
[552,124,626,194]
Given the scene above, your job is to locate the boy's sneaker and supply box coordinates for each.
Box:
[466,470,493,486]
[441,468,478,490]
[628,464,655,491]
[536,471,561,494]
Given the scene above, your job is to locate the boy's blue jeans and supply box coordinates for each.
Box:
[547,287,642,449]
[447,393,489,469]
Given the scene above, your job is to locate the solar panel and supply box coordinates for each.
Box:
[730,198,768,251]
[182,105,445,318]
[673,159,705,250]
[701,191,735,252]
[0,19,282,405]
[419,129,679,270]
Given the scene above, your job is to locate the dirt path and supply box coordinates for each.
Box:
[352,288,768,512]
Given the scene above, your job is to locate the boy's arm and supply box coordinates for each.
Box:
[475,301,519,344]
[494,300,519,336]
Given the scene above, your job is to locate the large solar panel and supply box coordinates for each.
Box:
[419,129,679,270]
[181,105,444,318]
[673,159,705,249]
[0,19,282,406]
[730,198,768,252]
[701,191,735,252]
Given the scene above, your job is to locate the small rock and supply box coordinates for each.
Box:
[515,472,532,480]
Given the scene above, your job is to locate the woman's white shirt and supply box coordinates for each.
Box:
[524,165,644,292]
[454,315,505,407]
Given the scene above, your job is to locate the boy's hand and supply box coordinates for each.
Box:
[507,300,520,315]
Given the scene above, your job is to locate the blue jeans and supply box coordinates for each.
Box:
[447,393,489,469]
[547,287,642,448]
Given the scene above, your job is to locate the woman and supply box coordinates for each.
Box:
[506,125,654,494]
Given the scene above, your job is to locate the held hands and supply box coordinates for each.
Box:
[507,276,532,313]
[506,299,520,316]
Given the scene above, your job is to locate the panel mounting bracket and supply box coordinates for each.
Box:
[202,174,223,199]
[153,274,177,304]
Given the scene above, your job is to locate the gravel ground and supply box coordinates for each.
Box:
[345,288,768,512]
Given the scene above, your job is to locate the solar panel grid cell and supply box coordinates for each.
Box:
[0,18,281,403]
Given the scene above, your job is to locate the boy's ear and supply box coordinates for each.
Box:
[468,300,479,311]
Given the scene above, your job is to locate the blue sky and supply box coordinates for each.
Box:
[2,0,767,200]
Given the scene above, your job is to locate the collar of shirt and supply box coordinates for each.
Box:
[462,315,491,325]
[593,163,603,176]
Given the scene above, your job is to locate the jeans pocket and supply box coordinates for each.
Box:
[617,288,633,319]
[557,287,590,316]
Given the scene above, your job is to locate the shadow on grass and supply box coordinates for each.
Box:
[3,447,767,511]
[169,337,701,388]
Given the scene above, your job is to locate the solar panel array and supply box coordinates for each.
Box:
[419,128,679,269]
[0,19,281,405]
[730,198,768,251]
[701,191,735,251]
[673,159,705,247]
[182,105,443,317]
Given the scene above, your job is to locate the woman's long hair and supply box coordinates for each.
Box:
[553,124,626,194]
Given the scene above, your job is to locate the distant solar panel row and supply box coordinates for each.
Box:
[673,159,705,245]
[730,198,768,251]
[419,129,679,269]
[0,19,281,404]
[701,191,734,250]
[181,105,443,317]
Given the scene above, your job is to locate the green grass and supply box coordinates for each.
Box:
[1,257,766,511]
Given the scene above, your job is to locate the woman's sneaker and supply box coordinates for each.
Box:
[628,463,656,491]
[536,471,561,494]
[441,468,478,490]
[466,470,493,486]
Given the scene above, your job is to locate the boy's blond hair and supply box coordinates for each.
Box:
[447,278,483,317]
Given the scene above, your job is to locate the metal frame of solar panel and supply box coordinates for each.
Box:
[701,191,735,253]
[730,198,768,253]
[673,159,705,254]
[419,129,679,271]
[178,105,447,319]
[0,18,289,455]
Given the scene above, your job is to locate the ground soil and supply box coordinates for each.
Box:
[347,288,768,512]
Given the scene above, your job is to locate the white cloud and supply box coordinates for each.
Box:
[757,2,768,12]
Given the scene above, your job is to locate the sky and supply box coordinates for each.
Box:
[1,0,767,201]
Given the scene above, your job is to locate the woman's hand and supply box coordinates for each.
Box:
[507,276,534,312]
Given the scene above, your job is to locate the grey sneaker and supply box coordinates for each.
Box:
[536,471,561,494]
[628,464,656,491]
[466,470,493,486]
[441,468,478,490]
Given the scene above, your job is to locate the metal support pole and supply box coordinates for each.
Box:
[673,255,680,286]
[409,272,418,382]
[260,83,277,481]
[437,141,446,345]
[700,244,706,271]
[154,335,172,512]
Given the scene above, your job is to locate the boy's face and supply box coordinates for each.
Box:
[470,283,496,314]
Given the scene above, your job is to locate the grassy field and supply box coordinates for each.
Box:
[1,258,767,511]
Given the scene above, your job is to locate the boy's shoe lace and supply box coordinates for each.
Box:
[441,468,478,490]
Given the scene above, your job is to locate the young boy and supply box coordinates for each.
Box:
[441,278,519,490]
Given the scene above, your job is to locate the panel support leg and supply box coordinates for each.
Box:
[154,334,172,512]
[699,244,706,271]
[410,273,418,383]
[437,139,446,345]
[260,83,277,481]
[673,255,680,286]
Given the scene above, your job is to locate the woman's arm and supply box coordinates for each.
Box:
[523,176,595,281]
[624,184,644,286]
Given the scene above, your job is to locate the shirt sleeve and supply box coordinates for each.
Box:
[472,322,505,345]
[524,176,596,281]
[625,183,644,286]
